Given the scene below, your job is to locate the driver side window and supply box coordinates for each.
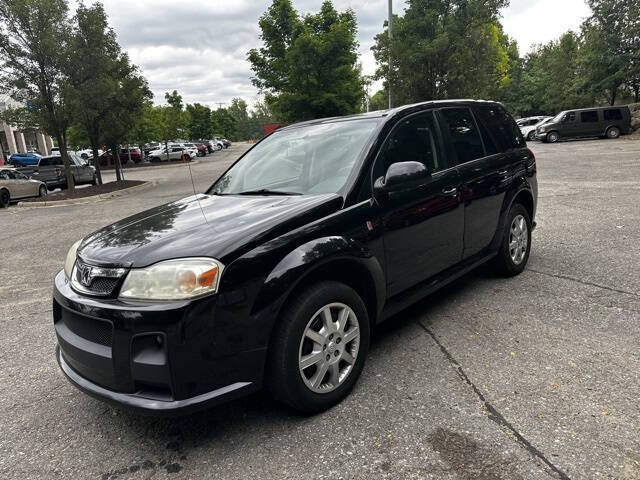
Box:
[378,111,443,177]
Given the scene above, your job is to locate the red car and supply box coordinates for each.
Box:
[98,147,142,166]
[194,143,208,157]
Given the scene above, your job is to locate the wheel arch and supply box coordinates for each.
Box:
[489,183,535,251]
[251,236,385,331]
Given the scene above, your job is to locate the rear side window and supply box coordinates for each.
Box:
[439,108,485,163]
[581,111,599,123]
[604,109,623,121]
[39,158,50,166]
[474,105,525,153]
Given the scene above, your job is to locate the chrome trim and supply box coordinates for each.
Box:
[71,260,127,296]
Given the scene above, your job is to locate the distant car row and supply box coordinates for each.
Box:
[518,105,632,143]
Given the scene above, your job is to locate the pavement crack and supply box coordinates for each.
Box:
[416,320,572,480]
[528,268,639,299]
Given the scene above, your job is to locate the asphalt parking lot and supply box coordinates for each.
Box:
[1,139,639,480]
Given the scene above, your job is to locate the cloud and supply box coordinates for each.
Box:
[95,0,589,108]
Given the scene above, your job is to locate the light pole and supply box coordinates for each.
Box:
[388,0,393,109]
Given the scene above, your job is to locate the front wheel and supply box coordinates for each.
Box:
[527,131,536,141]
[606,126,620,139]
[546,131,560,143]
[38,185,47,197]
[0,189,9,208]
[492,204,532,277]
[267,281,370,413]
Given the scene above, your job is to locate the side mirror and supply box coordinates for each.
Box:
[374,161,429,195]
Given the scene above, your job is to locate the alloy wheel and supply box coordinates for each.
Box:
[509,214,528,265]
[298,302,360,394]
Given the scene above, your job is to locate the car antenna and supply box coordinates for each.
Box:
[187,157,208,224]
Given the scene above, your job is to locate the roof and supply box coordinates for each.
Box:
[279,99,503,131]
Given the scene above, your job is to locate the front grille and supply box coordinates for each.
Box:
[61,307,113,346]
[72,260,127,297]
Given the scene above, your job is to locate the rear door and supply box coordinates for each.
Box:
[377,110,464,296]
[441,105,525,259]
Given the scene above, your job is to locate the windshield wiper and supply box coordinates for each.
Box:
[235,189,301,196]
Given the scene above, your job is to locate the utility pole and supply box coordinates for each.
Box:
[216,102,226,109]
[388,0,393,109]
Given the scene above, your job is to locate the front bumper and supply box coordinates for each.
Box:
[53,270,265,414]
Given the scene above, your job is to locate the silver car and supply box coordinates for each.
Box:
[0,167,47,208]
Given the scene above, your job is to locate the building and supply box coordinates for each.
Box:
[0,93,54,162]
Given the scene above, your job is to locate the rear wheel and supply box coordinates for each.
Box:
[492,203,532,277]
[267,281,370,413]
[606,126,620,139]
[546,131,560,143]
[0,189,9,208]
[527,131,536,141]
[38,185,47,197]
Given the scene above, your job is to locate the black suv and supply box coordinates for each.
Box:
[53,100,537,414]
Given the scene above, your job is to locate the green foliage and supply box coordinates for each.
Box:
[211,108,237,139]
[368,90,388,111]
[0,0,76,188]
[371,0,511,106]
[186,103,212,139]
[248,0,364,122]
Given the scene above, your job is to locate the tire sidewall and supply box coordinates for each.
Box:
[499,204,532,275]
[39,185,47,197]
[271,282,370,413]
[547,132,559,143]
[607,127,620,139]
[0,189,10,208]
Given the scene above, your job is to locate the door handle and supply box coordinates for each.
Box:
[441,187,458,196]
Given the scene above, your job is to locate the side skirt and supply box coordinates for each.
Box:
[379,251,498,322]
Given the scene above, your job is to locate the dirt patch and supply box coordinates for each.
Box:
[22,180,145,203]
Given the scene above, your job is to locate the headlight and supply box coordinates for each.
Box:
[64,240,82,278]
[539,127,546,133]
[119,258,224,301]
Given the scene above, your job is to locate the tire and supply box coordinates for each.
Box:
[38,185,47,197]
[91,175,97,186]
[266,281,370,414]
[0,189,9,208]
[546,131,559,143]
[606,126,620,139]
[492,203,532,277]
[527,131,536,141]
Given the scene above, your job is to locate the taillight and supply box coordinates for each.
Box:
[526,148,536,172]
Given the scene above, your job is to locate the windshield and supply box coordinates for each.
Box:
[210,118,380,196]
[550,111,566,123]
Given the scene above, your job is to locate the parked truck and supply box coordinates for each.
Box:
[18,152,96,191]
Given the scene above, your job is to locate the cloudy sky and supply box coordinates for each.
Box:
[97,0,591,108]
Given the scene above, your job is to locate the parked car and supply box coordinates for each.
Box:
[8,152,41,167]
[211,138,224,151]
[0,167,47,207]
[194,143,208,157]
[148,144,191,162]
[20,152,97,190]
[520,116,552,141]
[98,147,143,166]
[77,148,105,160]
[53,100,537,415]
[536,105,632,143]
[181,143,199,159]
[143,143,161,158]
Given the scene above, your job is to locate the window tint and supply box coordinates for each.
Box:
[474,105,525,153]
[0,170,9,180]
[581,111,599,123]
[439,108,485,163]
[604,109,623,121]
[379,111,444,174]
[39,157,50,166]
[564,112,576,122]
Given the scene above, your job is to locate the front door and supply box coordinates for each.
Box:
[376,110,464,297]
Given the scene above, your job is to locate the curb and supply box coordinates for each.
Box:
[17,181,156,208]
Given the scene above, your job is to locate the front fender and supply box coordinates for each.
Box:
[489,177,535,251]
[252,236,385,322]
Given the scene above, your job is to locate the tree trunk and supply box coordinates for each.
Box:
[56,133,75,193]
[88,134,103,185]
[165,140,170,162]
[127,143,132,164]
[610,87,617,106]
[112,145,122,182]
[634,84,639,103]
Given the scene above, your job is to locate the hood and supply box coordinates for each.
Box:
[78,193,342,268]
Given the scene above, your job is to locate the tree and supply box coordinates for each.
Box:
[100,55,151,180]
[369,90,388,111]
[248,0,364,122]
[371,0,512,107]
[211,108,237,139]
[228,98,252,139]
[186,103,212,140]
[0,0,76,190]
[67,2,125,185]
